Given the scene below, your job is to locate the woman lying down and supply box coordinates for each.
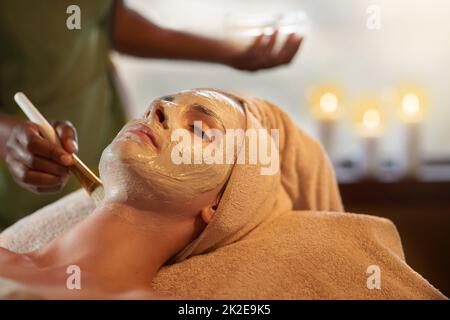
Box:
[0,89,446,299]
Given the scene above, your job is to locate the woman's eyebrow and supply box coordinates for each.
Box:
[190,103,225,130]
[160,95,174,102]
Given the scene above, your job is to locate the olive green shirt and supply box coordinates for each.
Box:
[0,0,126,228]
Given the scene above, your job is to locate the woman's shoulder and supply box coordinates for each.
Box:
[0,247,23,266]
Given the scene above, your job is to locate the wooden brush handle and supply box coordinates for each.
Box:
[70,154,102,194]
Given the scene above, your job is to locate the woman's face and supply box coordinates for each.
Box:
[99,90,245,215]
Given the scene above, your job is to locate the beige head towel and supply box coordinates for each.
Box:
[170,89,343,262]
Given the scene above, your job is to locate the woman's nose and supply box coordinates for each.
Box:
[153,105,169,129]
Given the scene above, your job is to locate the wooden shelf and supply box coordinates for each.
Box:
[339,180,450,204]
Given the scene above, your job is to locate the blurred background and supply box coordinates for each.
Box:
[113,0,450,295]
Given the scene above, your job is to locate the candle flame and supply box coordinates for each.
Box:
[402,93,420,115]
[319,92,338,113]
[362,109,381,129]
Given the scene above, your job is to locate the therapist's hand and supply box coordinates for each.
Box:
[227,31,303,72]
[111,2,303,72]
[5,120,78,193]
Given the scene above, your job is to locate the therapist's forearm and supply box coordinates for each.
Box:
[0,113,24,160]
[111,0,238,65]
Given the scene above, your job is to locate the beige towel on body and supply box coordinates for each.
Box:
[0,92,446,299]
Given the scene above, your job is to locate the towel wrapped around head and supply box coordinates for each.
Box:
[0,91,446,299]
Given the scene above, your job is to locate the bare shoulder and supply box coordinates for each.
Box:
[0,247,25,277]
[0,247,21,262]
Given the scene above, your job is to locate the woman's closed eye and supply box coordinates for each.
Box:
[189,124,211,142]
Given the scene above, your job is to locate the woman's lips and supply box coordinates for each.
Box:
[126,124,160,149]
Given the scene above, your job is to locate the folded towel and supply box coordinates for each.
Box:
[0,189,94,253]
[0,92,445,299]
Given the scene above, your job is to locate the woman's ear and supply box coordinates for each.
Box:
[200,203,218,225]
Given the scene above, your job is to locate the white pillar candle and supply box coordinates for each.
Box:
[405,121,421,177]
[360,108,382,178]
[319,119,336,158]
[365,137,379,178]
[401,93,423,177]
[317,92,339,158]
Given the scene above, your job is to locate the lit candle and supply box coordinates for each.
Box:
[357,106,383,178]
[308,87,342,159]
[401,92,423,177]
[357,99,383,177]
[318,92,339,157]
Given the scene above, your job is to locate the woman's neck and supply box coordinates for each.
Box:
[28,202,195,289]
